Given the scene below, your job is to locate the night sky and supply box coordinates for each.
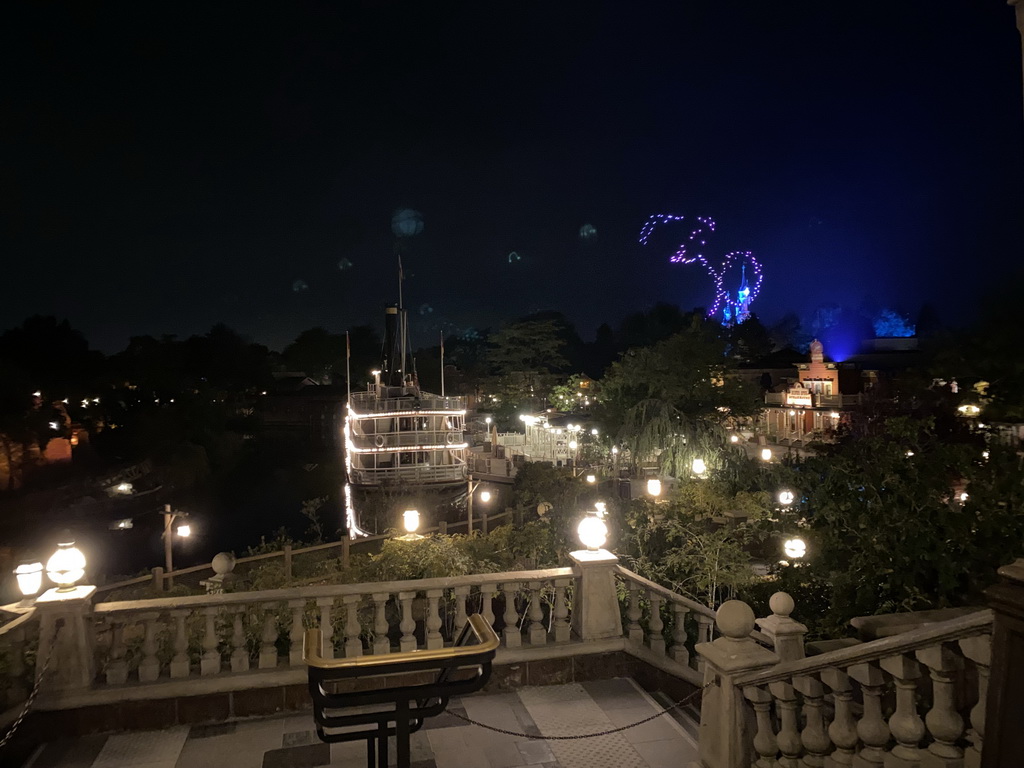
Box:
[4,2,1023,353]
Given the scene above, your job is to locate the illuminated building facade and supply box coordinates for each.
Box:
[763,339,863,443]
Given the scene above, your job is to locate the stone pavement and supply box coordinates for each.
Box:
[23,678,698,768]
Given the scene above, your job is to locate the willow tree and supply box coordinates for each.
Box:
[599,317,762,477]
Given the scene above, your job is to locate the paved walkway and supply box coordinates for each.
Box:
[24,679,698,768]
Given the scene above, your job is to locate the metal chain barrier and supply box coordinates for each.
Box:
[0,619,63,752]
[447,680,714,740]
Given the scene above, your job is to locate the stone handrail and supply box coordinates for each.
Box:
[79,565,578,704]
[696,599,994,768]
[733,607,992,687]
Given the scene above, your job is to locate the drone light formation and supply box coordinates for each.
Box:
[639,214,764,321]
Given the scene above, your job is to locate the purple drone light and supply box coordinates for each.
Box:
[639,214,763,319]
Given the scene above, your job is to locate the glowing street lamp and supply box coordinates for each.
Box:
[778,490,795,506]
[585,474,596,484]
[730,434,740,444]
[691,458,707,476]
[783,537,806,560]
[760,448,773,462]
[176,523,192,538]
[577,510,608,552]
[15,559,44,599]
[163,504,193,577]
[647,478,662,497]
[46,532,86,592]
[479,490,492,503]
[403,509,421,535]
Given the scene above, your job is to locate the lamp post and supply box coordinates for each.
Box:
[163,504,191,578]
[466,475,492,533]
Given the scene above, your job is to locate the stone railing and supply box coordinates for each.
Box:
[94,567,574,679]
[694,596,995,768]
[615,566,773,685]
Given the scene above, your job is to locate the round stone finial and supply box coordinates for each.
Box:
[769,592,794,618]
[715,600,756,639]
[212,552,236,575]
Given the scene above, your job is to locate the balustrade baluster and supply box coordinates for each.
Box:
[259,606,279,669]
[372,592,390,654]
[696,612,715,672]
[170,610,190,678]
[626,582,643,642]
[670,603,689,665]
[288,600,306,666]
[820,667,857,767]
[793,674,830,768]
[479,585,496,630]
[425,589,443,650]
[398,591,417,652]
[453,585,470,641]
[744,685,779,768]
[105,621,128,685]
[647,592,665,655]
[552,578,571,643]
[138,613,162,682]
[502,583,521,648]
[879,654,925,766]
[231,609,249,672]
[770,680,802,767]
[916,643,965,767]
[317,598,334,660]
[527,582,546,645]
[201,607,221,676]
[343,595,363,657]
[847,661,890,766]
[958,635,991,768]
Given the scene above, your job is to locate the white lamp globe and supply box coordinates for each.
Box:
[403,509,420,534]
[577,514,608,551]
[568,440,578,451]
[730,434,739,444]
[692,458,707,475]
[760,448,773,462]
[46,532,86,591]
[783,538,806,559]
[585,474,596,483]
[778,490,795,506]
[479,490,492,503]
[176,523,192,538]
[15,560,44,598]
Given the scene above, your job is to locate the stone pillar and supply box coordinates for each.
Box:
[33,585,98,701]
[981,558,1024,768]
[754,592,807,662]
[695,600,778,768]
[569,549,623,641]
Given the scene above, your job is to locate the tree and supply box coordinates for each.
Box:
[485,318,570,420]
[282,327,345,384]
[778,414,1024,635]
[599,316,762,476]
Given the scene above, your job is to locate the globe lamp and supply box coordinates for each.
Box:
[778,490,795,506]
[46,532,86,591]
[783,538,806,560]
[577,512,608,552]
[647,478,662,497]
[403,510,420,534]
[760,448,773,462]
[692,458,707,476]
[15,560,43,598]
[479,490,492,503]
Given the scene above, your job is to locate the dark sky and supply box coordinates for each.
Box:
[4,1,1023,353]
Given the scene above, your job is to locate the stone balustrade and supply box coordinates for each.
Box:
[695,598,994,768]
[90,566,576,690]
[0,608,39,725]
[614,565,774,684]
